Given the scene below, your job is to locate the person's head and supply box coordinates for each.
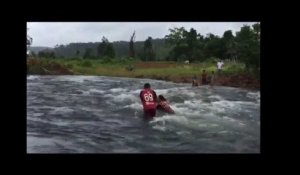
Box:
[203,69,206,73]
[144,83,151,89]
[158,95,166,101]
[212,71,214,74]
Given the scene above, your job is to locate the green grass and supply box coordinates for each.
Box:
[27,57,247,78]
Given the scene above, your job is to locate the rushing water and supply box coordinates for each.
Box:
[27,75,260,153]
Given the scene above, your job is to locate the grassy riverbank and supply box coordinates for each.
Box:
[27,57,260,90]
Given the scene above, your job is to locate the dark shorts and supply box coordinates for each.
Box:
[144,109,156,117]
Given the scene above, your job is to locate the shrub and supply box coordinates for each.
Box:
[66,63,73,69]
[102,56,112,63]
[81,60,92,67]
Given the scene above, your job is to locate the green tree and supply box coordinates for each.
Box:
[222,30,235,59]
[38,51,45,57]
[27,28,32,56]
[76,49,80,57]
[252,23,260,41]
[97,37,116,59]
[203,33,224,59]
[97,36,108,58]
[165,27,187,46]
[165,27,191,61]
[165,27,208,62]
[83,48,92,59]
[225,39,238,60]
[104,43,115,58]
[223,30,234,41]
[49,51,55,58]
[143,37,156,61]
[27,35,32,46]
[129,31,135,58]
[235,24,260,75]
[37,51,55,58]
[185,28,204,62]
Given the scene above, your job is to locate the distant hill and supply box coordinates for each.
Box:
[29,46,53,54]
[32,39,171,60]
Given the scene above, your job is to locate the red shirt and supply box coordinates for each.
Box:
[140,88,157,110]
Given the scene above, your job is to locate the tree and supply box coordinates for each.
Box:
[223,30,234,41]
[83,48,92,59]
[235,24,260,74]
[165,27,191,61]
[222,30,235,59]
[185,28,202,61]
[143,37,156,61]
[97,36,116,59]
[38,51,45,57]
[225,39,238,61]
[49,51,55,58]
[97,36,108,58]
[27,28,32,46]
[165,27,206,62]
[165,27,187,46]
[252,23,260,41]
[76,49,80,57]
[38,51,55,58]
[104,43,115,58]
[27,28,33,56]
[129,31,135,58]
[203,34,223,59]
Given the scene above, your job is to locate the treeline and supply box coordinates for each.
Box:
[34,38,171,60]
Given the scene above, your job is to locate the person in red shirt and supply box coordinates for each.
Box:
[157,95,175,114]
[140,83,157,117]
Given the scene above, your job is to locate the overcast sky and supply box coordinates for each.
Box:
[27,22,258,47]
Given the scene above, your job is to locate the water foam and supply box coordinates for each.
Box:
[155,89,169,95]
[246,92,260,99]
[54,76,87,83]
[49,107,74,115]
[208,95,224,101]
[172,105,202,116]
[152,125,167,132]
[27,75,40,80]
[124,102,142,110]
[246,92,260,103]
[130,89,142,94]
[88,88,105,94]
[150,114,189,126]
[112,93,138,102]
[110,88,126,93]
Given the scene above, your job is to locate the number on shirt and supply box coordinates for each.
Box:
[144,93,153,102]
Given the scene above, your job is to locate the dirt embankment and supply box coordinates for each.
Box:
[135,74,260,90]
[27,58,74,75]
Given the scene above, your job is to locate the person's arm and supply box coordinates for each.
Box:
[156,102,162,109]
[153,90,157,103]
[140,91,144,103]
